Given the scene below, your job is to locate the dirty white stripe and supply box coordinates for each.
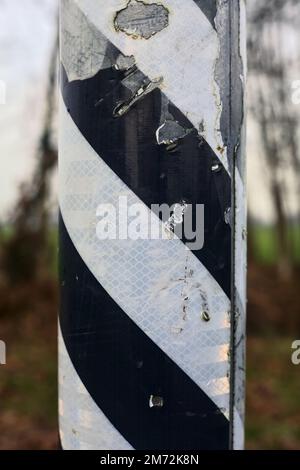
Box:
[74,0,228,171]
[60,0,113,82]
[59,325,133,450]
[59,95,231,414]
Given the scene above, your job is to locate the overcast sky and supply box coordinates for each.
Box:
[0,0,57,220]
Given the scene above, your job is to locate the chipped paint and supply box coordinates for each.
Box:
[113,75,163,117]
[60,98,231,416]
[215,0,245,175]
[224,207,231,226]
[114,53,136,71]
[212,163,221,173]
[156,120,192,146]
[114,0,169,40]
[156,94,194,150]
[149,395,164,408]
[74,0,228,169]
[60,0,246,446]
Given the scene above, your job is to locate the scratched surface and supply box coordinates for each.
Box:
[59,0,246,450]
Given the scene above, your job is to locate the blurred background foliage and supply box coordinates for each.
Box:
[0,0,300,450]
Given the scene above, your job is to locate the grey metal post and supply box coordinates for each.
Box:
[59,0,247,450]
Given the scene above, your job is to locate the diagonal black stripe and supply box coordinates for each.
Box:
[59,213,229,450]
[61,62,232,298]
[193,0,217,29]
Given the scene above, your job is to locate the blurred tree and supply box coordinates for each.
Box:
[2,34,58,283]
[248,0,300,278]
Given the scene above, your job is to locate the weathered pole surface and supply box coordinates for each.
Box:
[59,0,247,450]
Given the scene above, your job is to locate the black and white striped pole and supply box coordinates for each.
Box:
[59,0,247,450]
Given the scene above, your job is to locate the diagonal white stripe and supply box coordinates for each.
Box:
[74,0,229,172]
[60,0,113,82]
[59,95,231,415]
[59,325,133,450]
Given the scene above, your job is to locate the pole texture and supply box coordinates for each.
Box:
[59,0,247,450]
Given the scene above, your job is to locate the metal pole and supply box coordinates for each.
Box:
[59,0,247,450]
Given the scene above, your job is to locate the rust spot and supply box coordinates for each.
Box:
[217,145,225,155]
